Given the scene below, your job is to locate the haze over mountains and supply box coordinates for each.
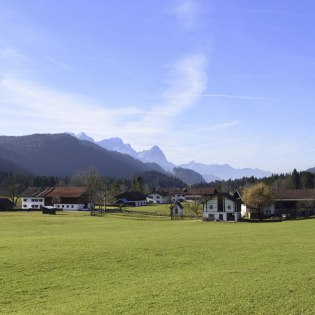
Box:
[73,132,272,181]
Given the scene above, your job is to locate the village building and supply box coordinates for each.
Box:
[185,187,217,201]
[0,198,15,210]
[171,201,184,219]
[167,188,187,202]
[267,189,315,217]
[202,192,242,222]
[22,187,90,210]
[115,191,147,207]
[146,191,170,204]
[236,189,315,219]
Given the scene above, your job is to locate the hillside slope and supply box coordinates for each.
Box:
[0,134,164,178]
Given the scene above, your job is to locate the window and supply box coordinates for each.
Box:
[209,205,213,209]
[39,199,43,202]
[23,205,27,208]
[71,205,74,208]
[23,198,27,202]
[227,205,231,210]
[66,205,69,208]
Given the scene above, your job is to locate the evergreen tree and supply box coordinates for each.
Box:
[291,169,300,189]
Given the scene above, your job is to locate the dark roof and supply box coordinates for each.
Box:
[163,188,187,195]
[272,189,315,200]
[21,187,47,197]
[186,187,217,195]
[115,191,146,201]
[148,191,169,197]
[22,187,87,198]
[0,198,15,210]
[45,187,87,198]
[173,201,184,209]
[202,192,240,204]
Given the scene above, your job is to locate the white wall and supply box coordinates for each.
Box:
[54,203,88,211]
[22,197,45,209]
[146,194,169,204]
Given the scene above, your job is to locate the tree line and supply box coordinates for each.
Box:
[193,169,315,192]
[0,168,187,205]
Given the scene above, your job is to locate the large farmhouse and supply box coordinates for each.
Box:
[268,189,315,217]
[22,187,90,210]
[236,189,315,219]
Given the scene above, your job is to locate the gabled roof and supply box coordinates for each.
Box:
[163,188,187,195]
[186,187,217,195]
[272,189,315,200]
[22,187,87,198]
[45,187,87,198]
[202,192,240,204]
[172,201,184,209]
[115,191,146,201]
[148,191,169,197]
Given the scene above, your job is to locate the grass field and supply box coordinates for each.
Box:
[0,211,314,314]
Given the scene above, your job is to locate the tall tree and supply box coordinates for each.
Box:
[291,169,300,189]
[300,172,314,189]
[243,183,272,220]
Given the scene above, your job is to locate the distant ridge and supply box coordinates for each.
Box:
[179,161,272,181]
[72,132,272,181]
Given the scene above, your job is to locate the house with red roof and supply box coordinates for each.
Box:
[22,187,90,210]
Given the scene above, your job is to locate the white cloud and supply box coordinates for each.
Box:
[0,52,208,143]
[0,76,145,139]
[170,0,200,29]
[0,46,21,59]
[122,52,208,139]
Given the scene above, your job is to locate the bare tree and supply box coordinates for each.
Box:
[72,166,104,214]
[6,172,29,206]
[188,200,202,220]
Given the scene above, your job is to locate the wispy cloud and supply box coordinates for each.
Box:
[226,7,315,19]
[166,93,273,100]
[169,0,200,29]
[0,76,145,139]
[0,46,21,59]
[122,52,208,139]
[0,52,208,143]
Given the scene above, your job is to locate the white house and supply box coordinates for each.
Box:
[165,188,188,202]
[146,192,170,204]
[202,193,242,222]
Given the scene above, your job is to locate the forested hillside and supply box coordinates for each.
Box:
[0,134,163,178]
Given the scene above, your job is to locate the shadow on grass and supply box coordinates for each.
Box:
[241,219,283,223]
[241,215,315,223]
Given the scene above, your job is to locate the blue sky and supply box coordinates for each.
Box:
[0,0,315,173]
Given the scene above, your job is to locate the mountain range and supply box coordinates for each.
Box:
[73,132,272,181]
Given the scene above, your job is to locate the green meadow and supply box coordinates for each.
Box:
[0,211,314,314]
